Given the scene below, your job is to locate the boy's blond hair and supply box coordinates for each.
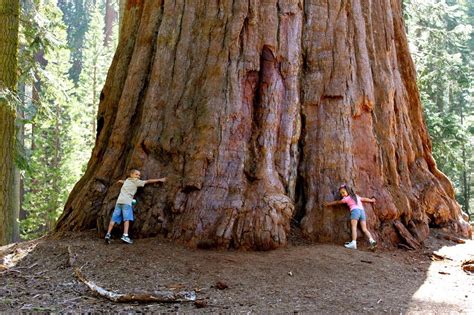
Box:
[129,169,140,176]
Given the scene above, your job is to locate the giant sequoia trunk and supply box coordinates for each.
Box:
[56,0,471,250]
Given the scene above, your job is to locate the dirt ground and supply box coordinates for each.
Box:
[1,229,473,313]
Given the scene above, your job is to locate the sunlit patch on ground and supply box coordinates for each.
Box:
[408,241,474,314]
[0,240,40,269]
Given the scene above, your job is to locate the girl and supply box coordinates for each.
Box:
[324,184,377,250]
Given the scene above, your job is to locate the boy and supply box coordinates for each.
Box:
[105,169,166,244]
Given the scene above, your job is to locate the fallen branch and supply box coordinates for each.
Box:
[435,233,466,244]
[430,252,453,261]
[0,262,38,275]
[360,260,373,264]
[461,259,474,274]
[0,268,21,275]
[67,246,196,303]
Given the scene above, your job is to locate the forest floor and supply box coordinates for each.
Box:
[0,229,473,313]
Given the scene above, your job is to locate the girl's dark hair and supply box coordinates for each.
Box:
[339,184,358,203]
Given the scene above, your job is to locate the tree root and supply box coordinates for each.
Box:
[393,220,421,249]
[67,246,196,303]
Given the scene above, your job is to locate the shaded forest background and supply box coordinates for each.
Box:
[1,0,473,243]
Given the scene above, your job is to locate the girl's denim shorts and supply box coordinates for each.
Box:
[350,208,366,221]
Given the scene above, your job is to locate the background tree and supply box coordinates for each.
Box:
[75,2,117,152]
[404,0,473,217]
[19,0,74,238]
[56,1,471,250]
[57,0,92,83]
[16,0,59,238]
[104,0,117,47]
[0,0,20,245]
[18,0,118,239]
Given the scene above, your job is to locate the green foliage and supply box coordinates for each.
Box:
[74,2,117,160]
[58,0,94,83]
[405,0,473,214]
[18,0,118,239]
[20,0,76,239]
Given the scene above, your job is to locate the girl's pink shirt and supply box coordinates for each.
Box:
[341,195,364,211]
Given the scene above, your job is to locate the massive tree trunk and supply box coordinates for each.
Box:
[56,0,472,250]
[0,0,19,245]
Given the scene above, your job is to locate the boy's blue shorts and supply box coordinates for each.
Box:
[111,204,133,223]
[350,208,366,221]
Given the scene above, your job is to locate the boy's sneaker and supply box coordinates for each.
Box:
[344,241,357,249]
[104,233,111,244]
[121,235,133,244]
[369,239,377,250]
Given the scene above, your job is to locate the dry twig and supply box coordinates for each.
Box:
[66,246,196,303]
[461,259,474,274]
[430,252,453,261]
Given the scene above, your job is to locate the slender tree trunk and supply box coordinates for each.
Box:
[12,170,21,242]
[118,0,126,37]
[459,98,470,215]
[12,115,22,242]
[92,64,97,142]
[56,0,472,250]
[47,100,62,232]
[104,0,117,47]
[0,0,20,246]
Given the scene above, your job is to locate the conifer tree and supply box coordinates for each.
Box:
[405,0,473,215]
[0,0,20,245]
[74,2,117,166]
[21,0,76,238]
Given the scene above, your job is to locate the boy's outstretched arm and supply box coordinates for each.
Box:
[144,177,167,185]
[324,200,344,207]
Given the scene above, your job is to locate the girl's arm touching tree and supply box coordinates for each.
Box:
[324,200,344,207]
[360,197,376,203]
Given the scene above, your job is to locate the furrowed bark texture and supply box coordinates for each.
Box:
[0,0,19,246]
[56,0,472,250]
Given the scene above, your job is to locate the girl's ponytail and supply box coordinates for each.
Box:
[348,186,358,204]
[340,183,358,203]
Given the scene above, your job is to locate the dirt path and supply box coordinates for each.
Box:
[1,231,473,313]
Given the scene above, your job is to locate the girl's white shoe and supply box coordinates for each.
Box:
[344,241,357,249]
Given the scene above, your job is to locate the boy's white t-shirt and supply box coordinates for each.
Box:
[116,178,146,205]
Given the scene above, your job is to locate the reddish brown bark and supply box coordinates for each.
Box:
[55,0,472,250]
